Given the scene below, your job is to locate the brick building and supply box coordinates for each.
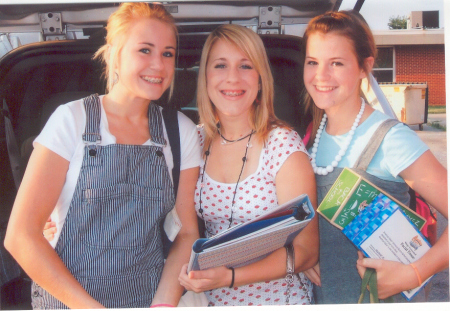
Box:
[372,29,445,107]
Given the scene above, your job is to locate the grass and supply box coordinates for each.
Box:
[427,106,446,131]
[428,106,446,114]
[428,121,446,131]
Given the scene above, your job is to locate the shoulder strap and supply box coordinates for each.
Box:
[162,108,180,197]
[82,94,102,143]
[2,99,22,189]
[353,118,400,171]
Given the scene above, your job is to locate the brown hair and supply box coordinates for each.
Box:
[197,24,288,149]
[94,2,178,94]
[302,10,377,148]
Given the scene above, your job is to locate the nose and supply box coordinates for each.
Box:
[226,66,240,83]
[315,63,330,80]
[149,54,164,71]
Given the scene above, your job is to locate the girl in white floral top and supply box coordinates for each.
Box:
[178,24,319,306]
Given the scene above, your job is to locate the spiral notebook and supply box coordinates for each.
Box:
[187,194,315,272]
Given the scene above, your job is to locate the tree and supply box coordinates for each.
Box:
[388,15,407,29]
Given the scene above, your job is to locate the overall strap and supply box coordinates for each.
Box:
[162,108,180,197]
[82,94,102,143]
[148,103,167,146]
[353,118,399,171]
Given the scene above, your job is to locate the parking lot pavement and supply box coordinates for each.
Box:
[410,114,447,169]
[409,113,449,303]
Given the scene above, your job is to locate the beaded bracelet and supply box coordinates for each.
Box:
[150,304,175,308]
[410,263,422,286]
[229,267,235,288]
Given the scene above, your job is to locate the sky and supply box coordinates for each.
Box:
[340,0,445,30]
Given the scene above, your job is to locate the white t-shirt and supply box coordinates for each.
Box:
[34,95,201,247]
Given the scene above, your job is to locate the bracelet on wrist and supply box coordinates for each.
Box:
[410,263,423,286]
[229,267,235,288]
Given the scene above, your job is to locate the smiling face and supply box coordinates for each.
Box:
[303,32,366,115]
[206,39,260,121]
[113,18,176,101]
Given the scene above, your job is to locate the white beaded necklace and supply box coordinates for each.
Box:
[310,98,365,176]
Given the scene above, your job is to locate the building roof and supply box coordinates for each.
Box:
[373,28,444,46]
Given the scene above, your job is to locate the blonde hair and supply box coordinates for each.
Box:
[302,10,377,148]
[197,24,288,149]
[94,2,178,94]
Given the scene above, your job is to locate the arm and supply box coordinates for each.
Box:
[151,167,200,306]
[179,151,318,292]
[356,150,448,299]
[4,143,104,309]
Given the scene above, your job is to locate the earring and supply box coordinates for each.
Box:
[113,72,119,85]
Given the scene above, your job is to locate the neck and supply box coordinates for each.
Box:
[324,97,364,135]
[217,118,254,140]
[104,89,150,119]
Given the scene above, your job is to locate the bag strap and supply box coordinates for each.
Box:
[162,108,180,197]
[358,268,394,303]
[353,118,399,171]
[2,99,22,189]
[358,268,379,303]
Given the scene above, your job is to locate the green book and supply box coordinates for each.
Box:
[317,168,426,230]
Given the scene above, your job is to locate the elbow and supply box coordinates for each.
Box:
[4,223,27,259]
[4,226,17,255]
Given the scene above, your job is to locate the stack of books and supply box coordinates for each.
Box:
[317,168,432,301]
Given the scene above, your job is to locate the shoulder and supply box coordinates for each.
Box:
[266,127,305,151]
[265,127,309,174]
[46,97,87,130]
[176,110,197,130]
[368,110,420,141]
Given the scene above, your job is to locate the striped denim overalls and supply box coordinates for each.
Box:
[31,94,175,309]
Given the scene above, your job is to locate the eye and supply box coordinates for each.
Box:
[139,48,150,54]
[240,64,253,70]
[214,63,226,69]
[163,51,174,58]
[306,60,318,66]
[332,61,344,66]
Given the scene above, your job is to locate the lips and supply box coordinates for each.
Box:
[142,76,163,84]
[315,85,337,92]
[221,90,245,96]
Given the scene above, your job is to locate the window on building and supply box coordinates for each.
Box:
[372,47,394,82]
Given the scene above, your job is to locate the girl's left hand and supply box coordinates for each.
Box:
[178,264,232,293]
[356,251,420,299]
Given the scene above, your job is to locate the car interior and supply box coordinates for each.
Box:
[0,29,310,199]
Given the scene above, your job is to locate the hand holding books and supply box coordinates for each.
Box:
[317,169,432,301]
[187,194,315,272]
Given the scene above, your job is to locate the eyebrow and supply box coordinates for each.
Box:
[305,55,346,60]
[211,57,251,62]
[139,42,176,50]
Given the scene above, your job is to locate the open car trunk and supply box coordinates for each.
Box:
[1,2,323,306]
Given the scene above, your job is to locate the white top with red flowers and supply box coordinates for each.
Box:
[195,126,313,306]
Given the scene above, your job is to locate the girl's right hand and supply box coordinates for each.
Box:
[43,217,57,241]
